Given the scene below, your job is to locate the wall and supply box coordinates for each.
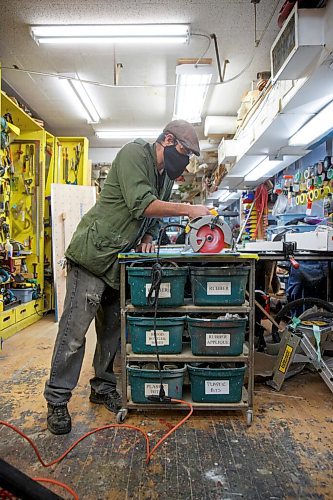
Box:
[89,148,120,164]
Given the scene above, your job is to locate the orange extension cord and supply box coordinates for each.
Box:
[0,399,193,499]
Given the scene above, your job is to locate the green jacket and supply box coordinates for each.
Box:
[65,139,173,289]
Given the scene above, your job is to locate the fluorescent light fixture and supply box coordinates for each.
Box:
[244,157,282,182]
[68,78,100,123]
[30,24,190,44]
[96,129,162,139]
[219,190,242,203]
[173,64,213,124]
[289,98,333,147]
[218,191,231,202]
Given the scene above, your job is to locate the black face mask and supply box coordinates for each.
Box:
[163,145,189,180]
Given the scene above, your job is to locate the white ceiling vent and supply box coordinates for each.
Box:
[204,116,237,136]
[217,138,238,165]
[271,4,325,82]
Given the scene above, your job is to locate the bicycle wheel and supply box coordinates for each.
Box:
[271,297,333,343]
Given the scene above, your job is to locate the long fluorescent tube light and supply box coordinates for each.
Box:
[31,24,190,44]
[244,157,282,182]
[173,64,213,124]
[219,190,242,203]
[68,78,100,123]
[96,130,162,139]
[289,98,333,147]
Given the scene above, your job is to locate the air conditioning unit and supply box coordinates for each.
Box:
[271,4,325,82]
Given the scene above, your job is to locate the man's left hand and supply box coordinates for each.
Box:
[136,234,156,253]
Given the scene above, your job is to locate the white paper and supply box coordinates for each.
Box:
[146,330,170,346]
[145,383,169,396]
[206,333,231,346]
[207,281,232,296]
[145,283,171,298]
[205,380,230,394]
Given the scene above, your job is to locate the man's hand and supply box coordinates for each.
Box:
[187,204,211,219]
[136,233,156,253]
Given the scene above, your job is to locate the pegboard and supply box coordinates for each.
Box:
[51,184,96,321]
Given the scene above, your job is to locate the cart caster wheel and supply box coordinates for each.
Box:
[116,408,128,424]
[246,410,253,427]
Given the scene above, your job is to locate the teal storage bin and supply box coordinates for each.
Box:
[128,364,186,403]
[128,267,188,307]
[128,316,185,354]
[190,267,250,306]
[188,364,245,403]
[187,317,246,356]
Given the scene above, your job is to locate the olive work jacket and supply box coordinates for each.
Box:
[65,139,173,289]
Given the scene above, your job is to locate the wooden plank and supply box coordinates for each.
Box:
[51,184,96,321]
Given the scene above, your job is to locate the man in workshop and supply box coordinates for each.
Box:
[44,120,210,434]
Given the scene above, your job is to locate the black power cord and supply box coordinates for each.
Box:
[146,224,186,403]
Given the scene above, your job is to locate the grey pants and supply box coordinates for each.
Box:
[44,263,120,405]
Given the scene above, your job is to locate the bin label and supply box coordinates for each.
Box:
[145,283,171,298]
[207,281,231,295]
[146,330,170,346]
[145,383,169,396]
[206,333,230,346]
[205,380,229,394]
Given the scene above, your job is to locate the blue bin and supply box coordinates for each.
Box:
[190,267,249,306]
[128,316,185,354]
[187,316,246,356]
[128,364,186,403]
[128,267,188,307]
[188,363,245,403]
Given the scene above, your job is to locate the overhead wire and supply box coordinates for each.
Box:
[2,2,283,93]
[191,32,212,66]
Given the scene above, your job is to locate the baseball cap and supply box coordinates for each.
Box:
[163,119,200,156]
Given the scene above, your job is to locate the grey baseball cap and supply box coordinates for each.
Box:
[163,119,200,156]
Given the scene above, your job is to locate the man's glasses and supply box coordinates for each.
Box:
[175,140,194,158]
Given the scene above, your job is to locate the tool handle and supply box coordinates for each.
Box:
[289,256,300,269]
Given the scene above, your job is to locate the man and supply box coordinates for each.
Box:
[44,119,210,434]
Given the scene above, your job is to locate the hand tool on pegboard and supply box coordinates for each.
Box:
[63,147,69,183]
[45,143,53,185]
[29,144,34,176]
[66,144,82,185]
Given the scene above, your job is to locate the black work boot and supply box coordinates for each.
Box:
[47,403,72,435]
[89,388,122,414]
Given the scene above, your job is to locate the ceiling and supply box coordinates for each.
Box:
[0,0,285,149]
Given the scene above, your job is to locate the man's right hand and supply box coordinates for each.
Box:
[187,204,211,219]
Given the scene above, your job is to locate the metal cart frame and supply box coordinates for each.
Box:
[118,253,257,425]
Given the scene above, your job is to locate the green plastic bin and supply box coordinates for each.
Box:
[128,316,186,354]
[128,364,186,403]
[190,266,250,306]
[128,267,188,307]
[188,363,245,403]
[187,317,247,356]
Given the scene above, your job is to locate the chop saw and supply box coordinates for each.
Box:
[185,211,233,253]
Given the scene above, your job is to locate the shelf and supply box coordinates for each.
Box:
[1,92,43,133]
[124,387,248,411]
[126,344,249,362]
[125,299,251,313]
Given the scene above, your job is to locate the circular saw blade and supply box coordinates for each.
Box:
[195,224,226,253]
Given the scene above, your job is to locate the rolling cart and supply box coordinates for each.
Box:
[117,252,257,426]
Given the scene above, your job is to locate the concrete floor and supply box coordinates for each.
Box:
[0,315,332,499]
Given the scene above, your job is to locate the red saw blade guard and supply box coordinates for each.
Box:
[195,224,226,253]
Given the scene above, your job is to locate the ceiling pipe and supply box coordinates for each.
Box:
[210,34,223,83]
